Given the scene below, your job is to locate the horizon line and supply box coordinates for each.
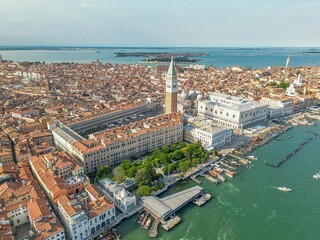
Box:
[0,45,320,49]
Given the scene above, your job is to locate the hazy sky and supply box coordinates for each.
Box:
[1,0,320,47]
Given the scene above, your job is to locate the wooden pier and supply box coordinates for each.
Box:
[228,154,251,165]
[149,220,159,238]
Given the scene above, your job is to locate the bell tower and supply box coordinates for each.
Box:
[165,57,178,114]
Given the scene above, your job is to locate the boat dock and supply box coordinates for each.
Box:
[162,216,181,231]
[265,131,319,168]
[191,175,202,184]
[228,154,251,165]
[142,186,203,220]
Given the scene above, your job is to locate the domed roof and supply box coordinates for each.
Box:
[197,94,204,101]
[120,187,128,198]
[180,90,189,100]
[189,90,196,96]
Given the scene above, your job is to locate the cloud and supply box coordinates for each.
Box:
[77,2,99,9]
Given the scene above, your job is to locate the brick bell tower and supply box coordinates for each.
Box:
[165,57,178,114]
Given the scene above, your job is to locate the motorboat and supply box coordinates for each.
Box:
[313,172,320,179]
[277,187,292,192]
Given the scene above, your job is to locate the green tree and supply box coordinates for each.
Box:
[114,167,126,183]
[162,166,168,175]
[170,143,177,151]
[185,148,192,161]
[167,163,177,174]
[178,141,187,148]
[126,166,137,178]
[161,146,171,154]
[95,165,113,182]
[279,81,289,89]
[156,181,165,189]
[120,160,132,171]
[171,150,185,161]
[192,158,200,165]
[177,160,192,172]
[212,150,219,156]
[135,168,152,187]
[137,185,152,196]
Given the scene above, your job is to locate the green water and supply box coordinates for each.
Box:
[118,124,320,240]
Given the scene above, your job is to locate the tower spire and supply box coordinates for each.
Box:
[165,56,178,114]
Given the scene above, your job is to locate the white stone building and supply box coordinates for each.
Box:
[198,93,268,130]
[184,123,232,149]
[260,96,293,118]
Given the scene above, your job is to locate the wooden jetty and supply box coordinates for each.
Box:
[149,220,159,238]
[228,154,251,165]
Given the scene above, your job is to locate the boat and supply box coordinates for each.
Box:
[112,228,121,239]
[193,193,212,206]
[162,216,181,231]
[143,217,152,229]
[313,172,320,179]
[137,213,144,224]
[277,187,292,192]
[247,155,258,160]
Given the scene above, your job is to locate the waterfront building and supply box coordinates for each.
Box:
[56,184,115,239]
[99,178,137,212]
[260,96,293,118]
[53,112,183,174]
[198,93,268,130]
[165,58,178,114]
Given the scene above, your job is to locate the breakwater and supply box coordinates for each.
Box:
[265,131,319,168]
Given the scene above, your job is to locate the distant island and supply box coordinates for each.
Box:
[301,51,320,54]
[141,57,200,63]
[114,52,207,58]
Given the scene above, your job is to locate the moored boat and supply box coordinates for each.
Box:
[144,217,152,229]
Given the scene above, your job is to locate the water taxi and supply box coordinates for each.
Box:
[313,172,320,179]
[277,187,292,192]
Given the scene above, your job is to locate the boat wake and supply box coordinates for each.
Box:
[267,210,277,220]
[218,223,236,240]
[217,196,230,206]
[225,183,240,194]
[179,223,193,240]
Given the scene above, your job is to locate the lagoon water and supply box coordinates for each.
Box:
[117,124,320,240]
[0,47,319,68]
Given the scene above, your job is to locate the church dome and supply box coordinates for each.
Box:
[189,90,196,96]
[180,91,189,100]
[197,94,204,101]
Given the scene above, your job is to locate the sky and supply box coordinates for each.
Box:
[1,0,320,47]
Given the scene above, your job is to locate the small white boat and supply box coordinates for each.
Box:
[277,187,292,192]
[313,173,320,179]
[248,155,258,160]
